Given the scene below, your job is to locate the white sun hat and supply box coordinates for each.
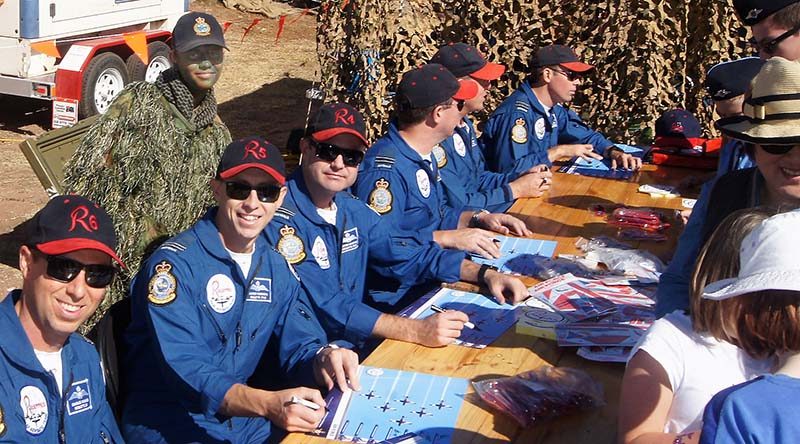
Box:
[702,210,800,301]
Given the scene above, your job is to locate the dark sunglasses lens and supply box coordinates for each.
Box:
[316,143,364,167]
[340,149,364,167]
[84,265,116,288]
[315,143,338,162]
[760,144,795,155]
[456,100,465,111]
[46,257,81,282]
[225,182,252,200]
[255,185,282,203]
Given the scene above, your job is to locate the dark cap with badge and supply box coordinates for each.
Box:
[653,109,705,149]
[216,136,286,185]
[171,11,227,53]
[430,43,506,80]
[530,44,594,73]
[396,63,479,109]
[306,103,368,147]
[733,0,800,25]
[705,57,765,101]
[26,195,124,267]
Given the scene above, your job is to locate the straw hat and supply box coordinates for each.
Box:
[717,57,800,145]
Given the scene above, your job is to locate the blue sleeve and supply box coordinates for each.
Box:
[138,258,239,418]
[558,108,615,156]
[439,163,513,211]
[91,353,125,443]
[655,180,714,317]
[440,203,463,231]
[366,208,465,285]
[353,167,418,233]
[700,387,751,444]
[482,110,546,173]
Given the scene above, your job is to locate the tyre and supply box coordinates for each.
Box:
[126,41,171,83]
[79,52,129,118]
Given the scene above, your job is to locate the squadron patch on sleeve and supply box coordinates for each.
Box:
[368,178,393,214]
[432,144,447,168]
[277,225,306,264]
[511,118,528,144]
[148,261,177,306]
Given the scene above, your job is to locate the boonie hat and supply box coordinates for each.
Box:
[705,57,765,101]
[733,0,800,26]
[530,45,594,73]
[306,103,368,147]
[172,11,227,53]
[396,64,479,109]
[703,210,800,300]
[430,43,506,81]
[217,136,286,185]
[27,195,124,267]
[717,57,800,145]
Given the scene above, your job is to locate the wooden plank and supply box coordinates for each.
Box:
[282,166,695,444]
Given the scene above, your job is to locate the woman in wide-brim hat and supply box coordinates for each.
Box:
[656,56,800,318]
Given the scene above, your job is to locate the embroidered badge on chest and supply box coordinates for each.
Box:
[277,225,306,264]
[247,278,272,303]
[416,169,431,198]
[341,227,359,253]
[432,144,447,168]
[206,274,236,314]
[312,236,330,269]
[511,118,528,144]
[534,117,546,140]
[148,261,177,306]
[19,386,47,435]
[454,134,467,157]
[368,178,393,214]
[66,379,92,416]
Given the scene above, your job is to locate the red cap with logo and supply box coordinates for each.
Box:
[27,195,125,267]
[216,136,286,185]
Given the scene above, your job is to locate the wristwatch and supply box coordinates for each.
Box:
[469,209,490,228]
[315,343,340,355]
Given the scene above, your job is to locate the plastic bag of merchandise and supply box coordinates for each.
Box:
[472,366,605,428]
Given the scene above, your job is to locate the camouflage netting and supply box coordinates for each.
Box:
[317,0,751,143]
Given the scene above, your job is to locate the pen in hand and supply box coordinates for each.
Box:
[430,304,481,331]
[289,396,321,411]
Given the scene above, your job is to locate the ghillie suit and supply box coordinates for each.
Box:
[64,68,231,322]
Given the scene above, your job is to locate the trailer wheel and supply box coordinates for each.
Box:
[127,41,172,83]
[79,52,129,118]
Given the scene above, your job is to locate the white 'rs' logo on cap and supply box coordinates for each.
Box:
[746,9,763,20]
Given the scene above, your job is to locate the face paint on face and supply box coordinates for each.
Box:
[173,45,224,94]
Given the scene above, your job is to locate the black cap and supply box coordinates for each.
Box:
[306,103,368,146]
[705,57,765,101]
[172,12,227,53]
[27,195,124,267]
[733,0,800,26]
[217,137,286,185]
[396,63,478,109]
[530,45,594,72]
[430,43,506,80]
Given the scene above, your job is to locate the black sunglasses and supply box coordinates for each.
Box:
[749,23,800,55]
[550,68,583,82]
[311,140,365,167]
[759,144,798,155]
[181,46,224,65]
[43,254,116,289]
[225,181,283,203]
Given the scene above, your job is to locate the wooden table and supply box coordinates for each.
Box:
[283,165,697,444]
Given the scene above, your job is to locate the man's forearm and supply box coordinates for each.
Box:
[219,383,272,417]
[372,313,419,343]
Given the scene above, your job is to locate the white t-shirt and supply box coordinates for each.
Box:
[629,310,772,434]
[35,348,64,395]
[226,247,253,277]
[316,202,338,225]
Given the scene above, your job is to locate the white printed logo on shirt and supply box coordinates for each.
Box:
[454,134,467,157]
[66,379,92,416]
[341,228,359,253]
[20,385,48,435]
[416,169,431,198]
[312,236,330,269]
[534,117,546,140]
[206,274,236,313]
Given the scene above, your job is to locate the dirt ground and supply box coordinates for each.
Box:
[0,0,319,291]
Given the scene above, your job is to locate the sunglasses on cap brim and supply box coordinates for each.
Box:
[224,181,283,203]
